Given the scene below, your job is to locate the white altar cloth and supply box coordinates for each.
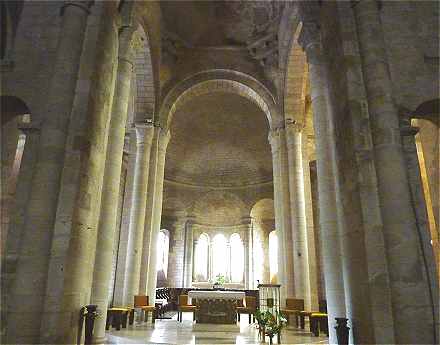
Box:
[188,290,245,300]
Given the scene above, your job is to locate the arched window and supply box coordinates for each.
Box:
[194,233,209,281]
[1,96,31,250]
[230,233,244,283]
[156,230,169,278]
[253,230,264,284]
[269,230,278,283]
[212,234,228,280]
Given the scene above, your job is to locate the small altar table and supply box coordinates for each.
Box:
[188,290,245,324]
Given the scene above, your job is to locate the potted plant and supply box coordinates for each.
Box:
[254,309,271,340]
[213,274,226,289]
[254,310,287,344]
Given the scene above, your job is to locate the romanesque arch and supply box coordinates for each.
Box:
[157,69,280,130]
[282,23,308,128]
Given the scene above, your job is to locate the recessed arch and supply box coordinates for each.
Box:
[157,69,281,130]
[250,198,275,221]
[283,22,308,128]
[413,99,440,125]
[132,26,155,122]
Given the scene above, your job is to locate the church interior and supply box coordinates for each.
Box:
[1,1,439,344]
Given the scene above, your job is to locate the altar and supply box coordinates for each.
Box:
[188,290,245,325]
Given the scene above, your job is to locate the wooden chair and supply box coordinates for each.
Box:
[134,295,156,323]
[236,296,257,323]
[280,298,304,327]
[177,294,197,322]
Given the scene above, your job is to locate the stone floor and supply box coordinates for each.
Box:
[107,313,329,345]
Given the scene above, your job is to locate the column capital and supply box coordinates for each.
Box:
[241,216,253,225]
[134,121,154,146]
[285,120,303,147]
[268,127,285,154]
[18,120,41,134]
[158,128,171,153]
[185,215,196,226]
[118,26,137,65]
[399,124,419,137]
[60,1,94,16]
[298,20,326,65]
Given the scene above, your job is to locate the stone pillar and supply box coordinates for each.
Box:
[299,21,346,344]
[183,218,194,287]
[89,27,135,344]
[146,129,171,303]
[138,127,159,295]
[241,217,252,288]
[6,2,93,343]
[58,3,120,342]
[285,122,319,310]
[260,221,272,284]
[269,128,295,303]
[285,123,307,302]
[166,218,185,287]
[123,122,155,306]
[113,130,136,305]
[301,134,319,311]
[353,1,436,343]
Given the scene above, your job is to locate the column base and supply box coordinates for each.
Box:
[92,335,108,344]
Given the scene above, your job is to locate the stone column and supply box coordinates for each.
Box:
[260,220,272,284]
[241,220,249,288]
[301,134,319,311]
[166,218,185,287]
[299,21,346,344]
[146,129,171,303]
[269,128,295,303]
[89,27,135,344]
[123,122,155,306]
[285,123,307,302]
[183,218,194,287]
[113,130,136,305]
[353,1,436,343]
[138,127,159,295]
[6,2,93,343]
[242,217,252,288]
[58,3,120,341]
[285,122,319,310]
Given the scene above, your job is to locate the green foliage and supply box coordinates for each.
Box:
[254,309,287,336]
[214,274,226,285]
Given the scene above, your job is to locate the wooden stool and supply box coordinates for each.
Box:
[299,311,313,330]
[310,312,328,336]
[106,307,131,331]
